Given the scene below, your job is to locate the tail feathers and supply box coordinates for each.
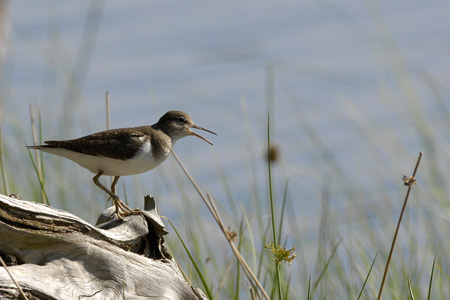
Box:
[26,145,41,150]
[26,144,52,149]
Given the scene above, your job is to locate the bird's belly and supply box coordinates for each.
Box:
[41,147,170,176]
[93,154,168,176]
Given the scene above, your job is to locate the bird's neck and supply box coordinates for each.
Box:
[146,128,172,161]
[151,123,180,144]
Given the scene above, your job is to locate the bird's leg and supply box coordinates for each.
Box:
[93,171,126,219]
[110,176,133,213]
[110,176,139,213]
[111,176,120,195]
[105,176,120,205]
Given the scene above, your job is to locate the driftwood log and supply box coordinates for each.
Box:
[0,193,207,300]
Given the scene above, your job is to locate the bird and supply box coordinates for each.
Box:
[27,110,216,219]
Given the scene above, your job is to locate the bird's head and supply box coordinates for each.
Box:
[155,111,216,145]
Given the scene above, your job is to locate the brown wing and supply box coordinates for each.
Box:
[43,127,151,160]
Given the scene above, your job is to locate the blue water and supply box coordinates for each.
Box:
[2,0,450,296]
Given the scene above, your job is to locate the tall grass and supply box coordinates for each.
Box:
[1,3,450,300]
[3,78,449,299]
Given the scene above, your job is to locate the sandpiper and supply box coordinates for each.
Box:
[27,110,216,219]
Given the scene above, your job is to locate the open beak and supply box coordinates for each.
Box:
[190,125,217,146]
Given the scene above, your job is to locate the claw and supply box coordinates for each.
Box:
[110,195,141,219]
[93,171,141,220]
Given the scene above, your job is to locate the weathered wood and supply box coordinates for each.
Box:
[0,194,207,300]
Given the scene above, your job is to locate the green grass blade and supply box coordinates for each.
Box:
[428,256,436,300]
[257,223,270,279]
[408,277,415,300]
[283,275,291,300]
[267,113,282,299]
[164,217,214,300]
[38,110,45,188]
[357,252,378,300]
[0,127,9,195]
[307,273,311,300]
[277,180,289,245]
[29,105,49,204]
[26,146,50,205]
[435,262,450,282]
[312,238,342,295]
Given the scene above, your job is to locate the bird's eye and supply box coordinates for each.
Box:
[177,117,186,124]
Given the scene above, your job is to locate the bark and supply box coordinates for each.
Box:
[0,194,207,300]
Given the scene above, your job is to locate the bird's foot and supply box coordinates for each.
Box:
[111,195,141,219]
